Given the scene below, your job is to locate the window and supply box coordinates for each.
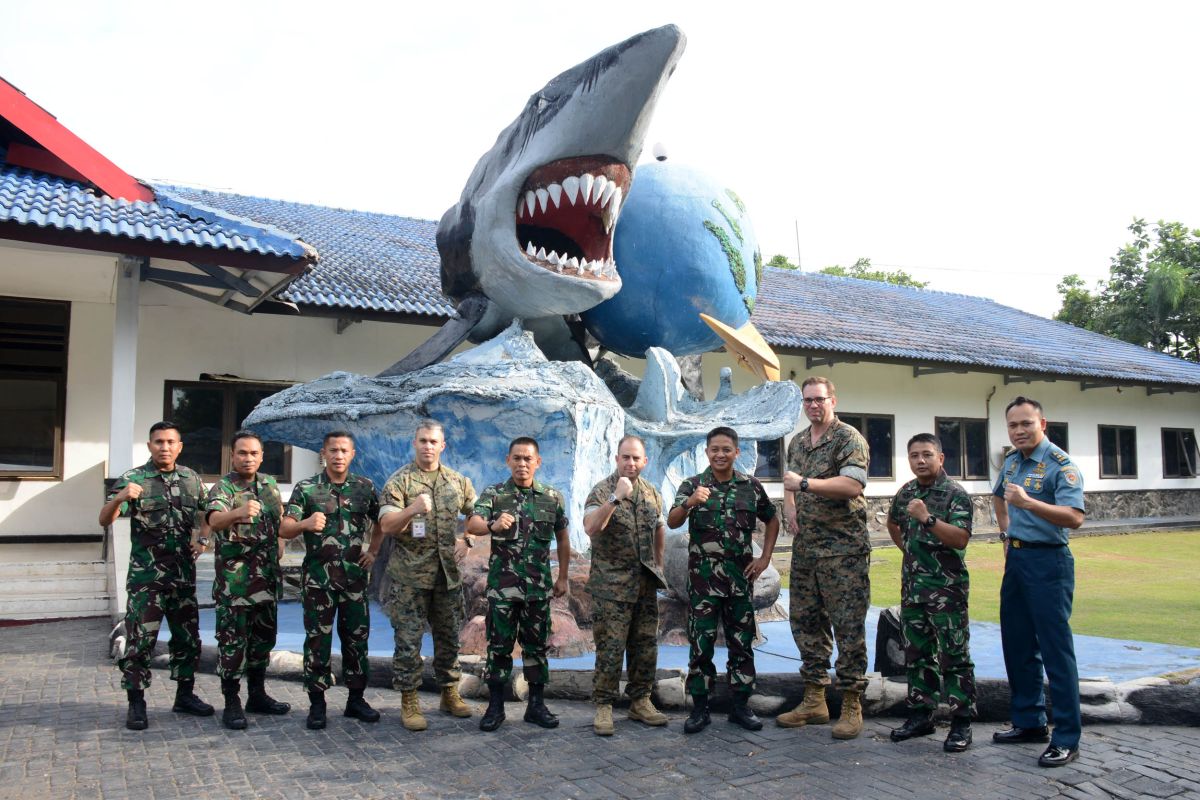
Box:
[754,437,784,481]
[935,417,989,480]
[1046,421,1069,452]
[0,297,69,479]
[1162,428,1198,479]
[165,380,291,481]
[838,413,894,479]
[1098,425,1137,478]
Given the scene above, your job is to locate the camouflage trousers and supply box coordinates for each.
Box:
[118,580,201,690]
[591,573,659,705]
[687,588,756,697]
[385,570,464,691]
[902,599,976,715]
[789,551,869,691]
[482,595,550,685]
[215,601,277,680]
[303,583,371,692]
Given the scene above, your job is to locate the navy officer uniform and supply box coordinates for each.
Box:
[993,435,1085,761]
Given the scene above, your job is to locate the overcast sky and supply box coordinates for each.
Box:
[4,1,1199,317]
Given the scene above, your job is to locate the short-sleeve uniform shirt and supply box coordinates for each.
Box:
[889,471,973,604]
[286,471,379,593]
[993,437,1084,545]
[473,478,568,602]
[787,418,870,557]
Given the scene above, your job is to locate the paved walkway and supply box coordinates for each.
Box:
[2,618,1198,800]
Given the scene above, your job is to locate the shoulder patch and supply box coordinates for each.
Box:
[1061,466,1081,485]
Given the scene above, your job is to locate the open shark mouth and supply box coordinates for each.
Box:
[515,155,629,281]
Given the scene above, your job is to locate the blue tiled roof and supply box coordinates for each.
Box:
[154,184,454,319]
[0,156,314,262]
[752,269,1200,388]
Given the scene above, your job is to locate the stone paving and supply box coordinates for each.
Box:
[2,617,1198,800]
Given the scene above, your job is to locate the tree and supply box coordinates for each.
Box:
[1054,219,1200,361]
[766,254,799,270]
[818,258,928,288]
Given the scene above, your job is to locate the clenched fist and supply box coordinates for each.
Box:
[491,512,516,533]
[409,493,433,515]
[241,499,262,521]
[906,498,929,523]
[614,477,634,501]
[123,483,144,501]
[306,511,327,532]
[686,485,712,508]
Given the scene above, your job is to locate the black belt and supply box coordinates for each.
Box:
[1009,538,1065,549]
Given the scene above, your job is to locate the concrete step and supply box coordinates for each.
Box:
[0,574,108,595]
[0,591,109,620]
[0,560,107,578]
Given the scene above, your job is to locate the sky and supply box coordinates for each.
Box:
[4,0,1199,318]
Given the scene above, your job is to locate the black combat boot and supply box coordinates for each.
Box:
[244,668,290,715]
[728,694,763,731]
[306,690,327,730]
[344,688,380,722]
[125,688,148,731]
[479,681,506,732]
[684,694,711,734]
[221,678,247,730]
[172,678,215,717]
[523,683,559,729]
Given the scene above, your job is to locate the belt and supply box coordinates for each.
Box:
[1009,538,1065,549]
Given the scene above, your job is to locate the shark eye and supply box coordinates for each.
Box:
[536,96,549,113]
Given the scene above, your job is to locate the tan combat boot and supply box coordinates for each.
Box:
[831,689,864,739]
[439,684,473,718]
[400,690,428,731]
[776,683,830,727]
[628,696,668,726]
[593,704,614,736]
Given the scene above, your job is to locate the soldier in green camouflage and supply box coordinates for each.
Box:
[886,433,976,752]
[372,419,477,731]
[99,421,213,730]
[205,429,291,730]
[281,430,381,730]
[778,377,871,740]
[583,435,669,736]
[466,436,570,732]
[667,426,779,735]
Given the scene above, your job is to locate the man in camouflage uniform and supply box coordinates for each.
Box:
[205,429,291,730]
[466,436,570,732]
[99,421,213,730]
[583,435,669,736]
[373,419,477,731]
[281,430,381,730]
[779,376,871,739]
[886,433,976,752]
[667,426,779,735]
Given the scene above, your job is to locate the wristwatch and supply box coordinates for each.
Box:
[799,477,809,492]
[921,516,937,531]
[608,493,619,504]
[197,537,209,548]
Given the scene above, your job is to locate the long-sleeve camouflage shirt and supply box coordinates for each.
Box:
[205,471,282,607]
[788,418,871,557]
[378,462,476,590]
[108,460,206,589]
[473,478,568,602]
[888,471,973,605]
[584,472,667,602]
[286,470,379,593]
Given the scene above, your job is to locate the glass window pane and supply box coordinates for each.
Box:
[171,386,223,475]
[1183,431,1198,478]
[1100,427,1117,476]
[840,415,863,434]
[1118,428,1137,477]
[1046,422,1069,452]
[0,378,57,472]
[754,438,783,480]
[1163,430,1181,476]
[964,420,988,478]
[937,419,962,478]
[236,389,286,479]
[865,417,893,478]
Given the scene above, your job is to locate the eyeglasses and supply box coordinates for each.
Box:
[802,397,831,405]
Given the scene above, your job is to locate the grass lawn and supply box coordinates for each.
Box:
[865,530,1200,647]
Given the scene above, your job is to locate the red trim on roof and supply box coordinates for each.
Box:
[4,142,90,184]
[0,77,155,203]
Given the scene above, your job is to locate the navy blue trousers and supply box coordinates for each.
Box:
[1000,545,1081,749]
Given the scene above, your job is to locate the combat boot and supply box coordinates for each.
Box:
[479,681,506,732]
[523,683,559,729]
[172,678,214,717]
[593,704,614,736]
[400,690,428,731]
[776,683,830,727]
[244,669,290,715]
[344,688,380,722]
[831,689,864,740]
[628,696,668,726]
[683,694,711,734]
[439,684,473,717]
[728,694,763,731]
[221,678,247,731]
[125,689,148,731]
[306,690,327,730]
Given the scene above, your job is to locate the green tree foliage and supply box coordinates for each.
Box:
[766,254,798,270]
[819,258,928,288]
[1055,219,1200,361]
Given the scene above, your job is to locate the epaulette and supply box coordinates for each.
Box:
[1050,449,1070,465]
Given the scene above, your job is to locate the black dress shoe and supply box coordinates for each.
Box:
[943,717,972,752]
[992,724,1049,744]
[1038,744,1079,767]
[890,714,936,742]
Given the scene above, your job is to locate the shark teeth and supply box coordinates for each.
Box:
[522,243,618,279]
[515,172,624,220]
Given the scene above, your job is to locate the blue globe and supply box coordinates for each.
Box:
[581,161,761,358]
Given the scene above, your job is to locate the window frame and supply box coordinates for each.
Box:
[836,412,895,480]
[934,416,990,481]
[1161,427,1198,479]
[0,296,70,481]
[163,379,293,482]
[1098,424,1138,479]
[754,436,785,482]
[1045,421,1069,453]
